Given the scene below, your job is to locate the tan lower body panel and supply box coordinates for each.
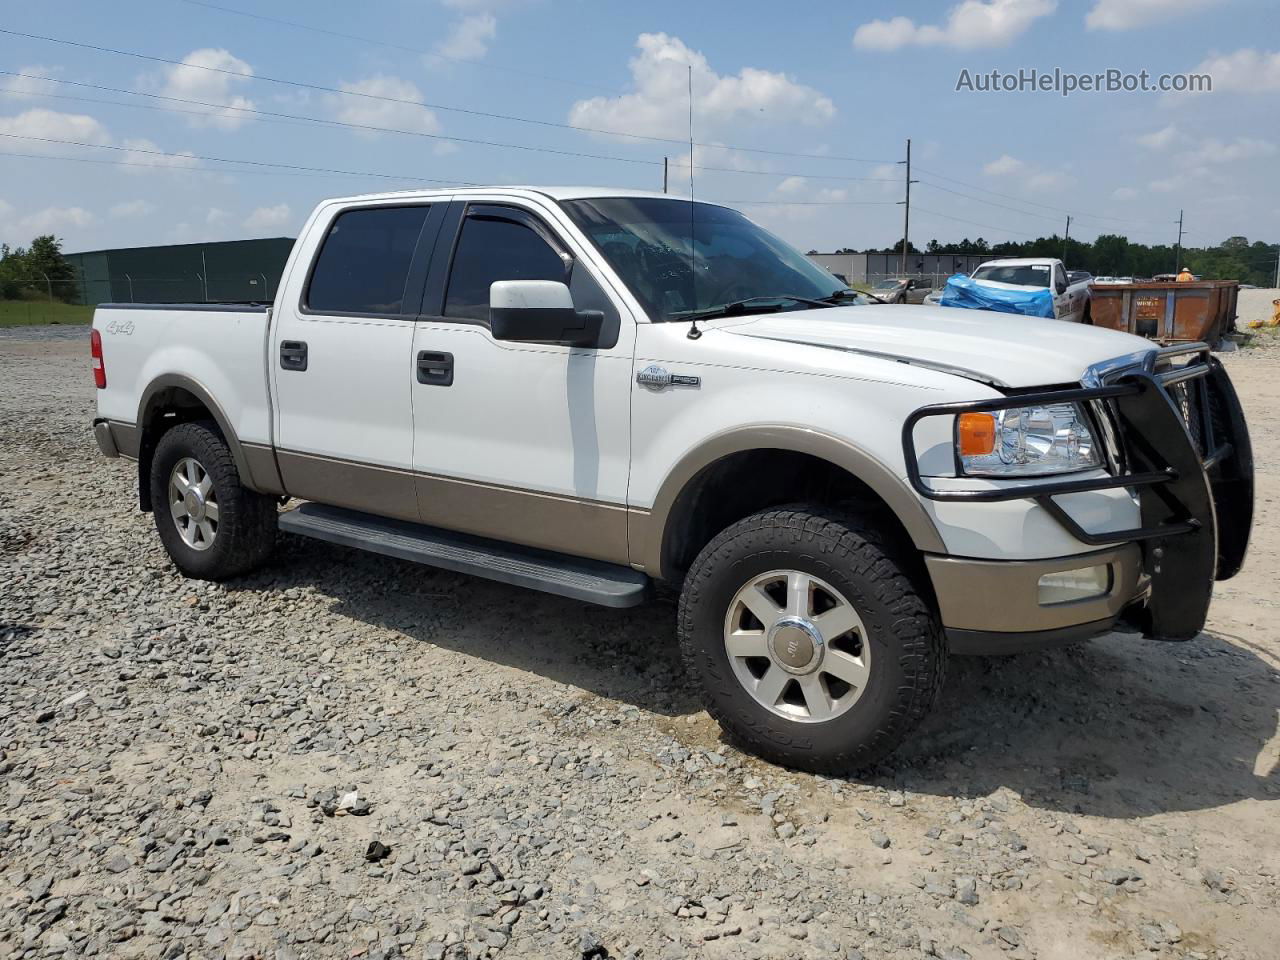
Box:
[415,472,629,565]
[275,450,630,565]
[276,451,421,524]
[925,544,1143,633]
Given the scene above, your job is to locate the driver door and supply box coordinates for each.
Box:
[408,200,636,564]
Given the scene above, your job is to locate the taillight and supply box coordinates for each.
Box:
[90,328,106,389]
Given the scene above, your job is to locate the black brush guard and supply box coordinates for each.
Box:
[903,343,1254,641]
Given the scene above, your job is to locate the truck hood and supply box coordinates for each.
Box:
[717,304,1152,388]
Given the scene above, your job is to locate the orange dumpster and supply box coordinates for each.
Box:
[1089,280,1239,344]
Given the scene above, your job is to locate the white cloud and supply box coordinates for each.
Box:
[983,154,1025,175]
[1027,170,1070,190]
[0,108,110,153]
[1189,48,1280,92]
[436,13,497,60]
[0,66,63,101]
[1137,124,1179,149]
[982,153,1072,192]
[569,33,835,142]
[109,199,156,219]
[1086,0,1221,30]
[15,205,96,236]
[853,0,1057,52]
[244,204,292,232]
[206,207,230,225]
[776,175,808,195]
[1113,186,1138,199]
[329,75,442,137]
[160,48,256,129]
[119,138,201,174]
[1180,137,1276,166]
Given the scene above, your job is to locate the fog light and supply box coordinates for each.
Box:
[1037,565,1111,605]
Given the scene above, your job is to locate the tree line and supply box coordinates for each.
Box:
[0,235,78,301]
[820,234,1279,286]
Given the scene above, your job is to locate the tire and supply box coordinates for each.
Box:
[677,505,945,773]
[149,420,277,580]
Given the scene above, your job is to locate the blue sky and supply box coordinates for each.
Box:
[1,0,1276,255]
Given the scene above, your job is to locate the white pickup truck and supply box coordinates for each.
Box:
[971,257,1092,322]
[91,187,1254,772]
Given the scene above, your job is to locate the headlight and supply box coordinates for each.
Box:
[956,402,1100,477]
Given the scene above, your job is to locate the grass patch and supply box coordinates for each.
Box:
[0,300,94,327]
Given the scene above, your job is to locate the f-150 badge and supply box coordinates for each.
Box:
[637,365,700,390]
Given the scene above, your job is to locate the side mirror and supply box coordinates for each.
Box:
[489,280,603,348]
[1055,281,1068,295]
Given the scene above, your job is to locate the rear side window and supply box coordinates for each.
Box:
[306,205,430,315]
[444,215,566,321]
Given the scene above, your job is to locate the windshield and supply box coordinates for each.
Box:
[559,197,845,322]
[873,279,903,290]
[971,264,1051,288]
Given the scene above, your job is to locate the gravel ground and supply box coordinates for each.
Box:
[2,328,1277,960]
[1233,289,1279,331]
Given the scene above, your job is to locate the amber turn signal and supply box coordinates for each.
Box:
[957,412,996,456]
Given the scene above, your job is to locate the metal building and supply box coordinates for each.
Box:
[65,237,295,306]
[808,252,998,287]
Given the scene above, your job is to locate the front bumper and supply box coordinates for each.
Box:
[927,545,1145,653]
[905,344,1253,643]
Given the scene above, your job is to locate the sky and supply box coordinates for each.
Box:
[0,0,1277,257]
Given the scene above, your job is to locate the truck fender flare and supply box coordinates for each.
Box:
[136,374,278,504]
[636,424,947,577]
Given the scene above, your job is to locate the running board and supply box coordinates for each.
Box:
[278,502,650,608]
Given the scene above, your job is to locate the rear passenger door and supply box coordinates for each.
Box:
[408,199,635,564]
[271,200,446,521]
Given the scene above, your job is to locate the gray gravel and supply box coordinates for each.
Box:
[2,331,1278,959]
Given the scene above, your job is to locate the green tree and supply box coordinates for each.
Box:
[0,235,78,302]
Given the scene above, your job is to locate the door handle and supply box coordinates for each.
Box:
[280,340,308,371]
[416,350,453,386]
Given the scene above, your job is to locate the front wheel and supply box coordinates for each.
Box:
[149,421,277,580]
[677,506,945,773]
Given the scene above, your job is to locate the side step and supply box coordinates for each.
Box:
[278,502,650,608]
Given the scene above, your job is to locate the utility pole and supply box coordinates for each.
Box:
[1174,209,1184,273]
[1062,215,1071,263]
[898,138,918,275]
[663,157,668,194]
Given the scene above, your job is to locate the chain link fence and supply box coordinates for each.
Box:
[0,275,279,327]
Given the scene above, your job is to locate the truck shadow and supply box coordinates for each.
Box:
[865,630,1280,817]
[254,535,1279,818]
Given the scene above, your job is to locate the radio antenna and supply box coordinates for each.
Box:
[686,64,702,340]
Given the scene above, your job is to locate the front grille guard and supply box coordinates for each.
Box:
[901,342,1254,640]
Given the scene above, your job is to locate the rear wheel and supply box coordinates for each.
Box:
[149,421,276,580]
[678,506,945,773]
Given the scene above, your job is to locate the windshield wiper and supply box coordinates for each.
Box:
[671,295,835,323]
[820,289,881,304]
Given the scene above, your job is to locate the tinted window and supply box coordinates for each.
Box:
[560,197,843,322]
[307,206,430,315]
[444,214,566,321]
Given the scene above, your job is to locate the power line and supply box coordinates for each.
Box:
[0,28,896,165]
[717,198,899,206]
[911,205,1040,238]
[0,80,662,169]
[177,0,617,93]
[913,164,1173,227]
[0,148,385,179]
[0,132,483,185]
[0,75,902,184]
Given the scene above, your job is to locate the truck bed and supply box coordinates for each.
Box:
[92,302,275,452]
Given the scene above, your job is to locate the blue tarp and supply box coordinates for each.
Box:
[938,273,1055,319]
